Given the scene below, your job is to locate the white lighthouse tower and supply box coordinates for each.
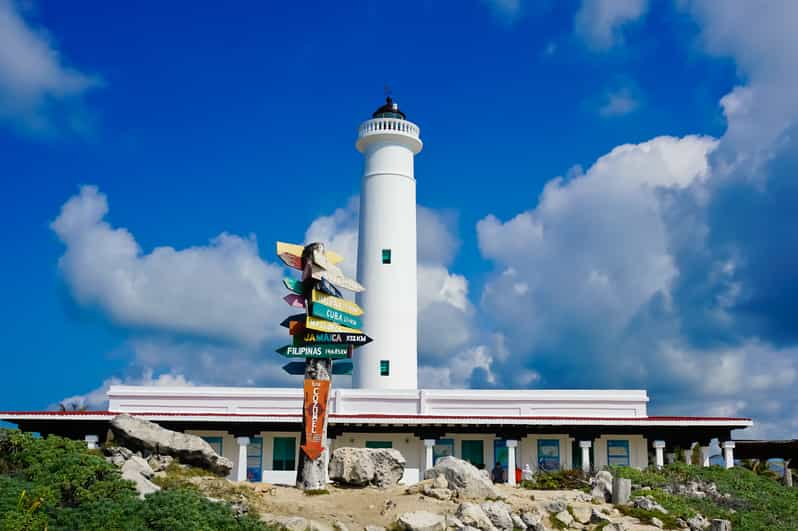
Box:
[354,97,423,390]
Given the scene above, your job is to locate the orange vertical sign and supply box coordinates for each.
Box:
[301,378,330,460]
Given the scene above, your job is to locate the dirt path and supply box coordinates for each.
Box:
[240,482,662,530]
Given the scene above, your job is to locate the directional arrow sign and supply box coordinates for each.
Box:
[304,262,364,293]
[315,277,343,298]
[301,378,330,460]
[276,344,351,359]
[277,241,344,266]
[293,330,373,347]
[278,252,303,270]
[282,361,306,375]
[332,360,353,376]
[283,278,304,295]
[280,313,307,328]
[283,293,306,309]
[311,301,363,330]
[311,289,363,316]
[305,314,361,334]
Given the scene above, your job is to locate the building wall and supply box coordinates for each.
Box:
[108,386,649,418]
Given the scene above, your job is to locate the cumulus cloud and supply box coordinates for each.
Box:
[0,0,100,135]
[52,185,287,347]
[56,370,192,411]
[574,0,648,50]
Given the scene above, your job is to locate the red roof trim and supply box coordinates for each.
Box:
[0,410,752,422]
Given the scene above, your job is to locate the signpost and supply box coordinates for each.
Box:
[275,240,370,491]
[310,301,362,329]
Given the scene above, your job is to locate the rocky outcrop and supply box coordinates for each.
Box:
[612,477,631,504]
[424,457,498,499]
[328,447,406,488]
[479,501,513,531]
[710,519,732,531]
[396,511,446,531]
[110,414,233,475]
[455,502,496,531]
[591,470,613,502]
[260,514,333,531]
[120,455,160,498]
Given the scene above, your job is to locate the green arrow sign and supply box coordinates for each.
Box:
[276,344,351,359]
[282,361,305,375]
[311,301,363,329]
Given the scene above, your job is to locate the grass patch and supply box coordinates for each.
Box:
[611,463,798,531]
[303,489,330,496]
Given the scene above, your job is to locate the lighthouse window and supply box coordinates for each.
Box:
[380,360,390,376]
[382,249,391,264]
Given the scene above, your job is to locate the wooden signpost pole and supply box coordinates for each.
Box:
[295,357,332,490]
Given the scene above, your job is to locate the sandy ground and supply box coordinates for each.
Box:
[239,482,663,530]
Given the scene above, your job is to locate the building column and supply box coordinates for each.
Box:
[579,441,592,473]
[653,441,666,469]
[685,443,693,465]
[701,446,711,467]
[722,441,735,469]
[506,440,518,486]
[423,439,435,473]
[235,436,250,482]
[84,434,99,450]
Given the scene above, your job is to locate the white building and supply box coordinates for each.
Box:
[1,98,751,484]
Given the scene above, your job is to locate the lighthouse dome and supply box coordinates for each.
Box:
[372,96,406,120]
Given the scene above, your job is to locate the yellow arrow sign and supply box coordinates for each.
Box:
[311,289,364,316]
[276,241,344,265]
[305,315,362,334]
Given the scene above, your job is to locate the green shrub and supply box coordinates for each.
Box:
[0,428,271,531]
[520,469,589,490]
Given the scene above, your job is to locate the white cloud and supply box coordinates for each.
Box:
[573,0,648,50]
[0,0,100,134]
[56,370,192,411]
[52,185,286,347]
[304,197,359,277]
[598,87,640,117]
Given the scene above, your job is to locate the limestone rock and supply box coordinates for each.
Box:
[456,502,497,531]
[632,496,668,514]
[424,486,453,500]
[334,522,350,531]
[591,470,613,501]
[510,514,526,530]
[603,524,628,531]
[480,501,513,531]
[520,511,542,527]
[710,519,731,531]
[433,474,449,489]
[121,457,160,499]
[364,526,386,531]
[686,514,709,530]
[446,515,465,530]
[396,511,446,531]
[104,446,134,467]
[590,508,610,524]
[570,504,592,524]
[611,477,631,505]
[109,414,232,475]
[147,454,174,473]
[426,457,499,499]
[651,517,664,529]
[329,447,406,488]
[261,514,332,531]
[406,479,434,494]
[544,500,566,514]
[553,511,573,527]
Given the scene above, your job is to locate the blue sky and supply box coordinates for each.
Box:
[1,0,796,438]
